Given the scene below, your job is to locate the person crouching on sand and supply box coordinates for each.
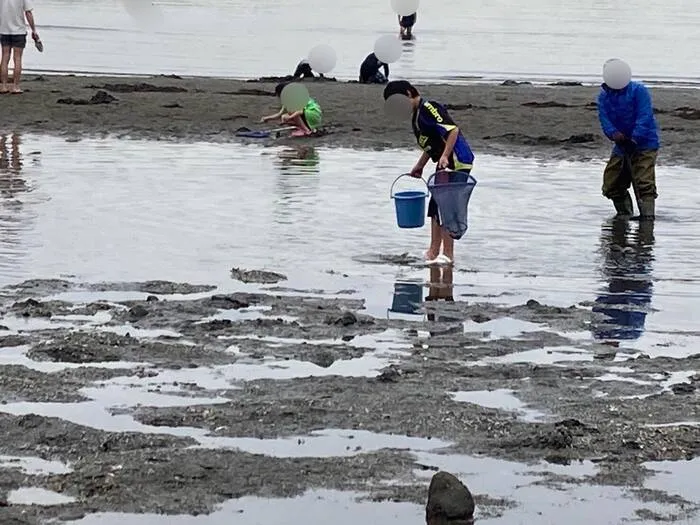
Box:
[260,82,323,137]
[383,80,476,265]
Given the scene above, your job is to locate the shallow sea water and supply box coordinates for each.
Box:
[30,0,700,84]
[1,133,699,523]
[2,133,699,355]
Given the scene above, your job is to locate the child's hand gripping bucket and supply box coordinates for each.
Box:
[390,174,428,229]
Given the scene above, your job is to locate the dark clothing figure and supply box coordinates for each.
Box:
[591,218,655,342]
[293,61,314,78]
[399,12,416,39]
[359,53,389,84]
[597,80,660,218]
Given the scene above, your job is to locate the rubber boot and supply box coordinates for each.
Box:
[613,193,634,217]
[638,198,655,220]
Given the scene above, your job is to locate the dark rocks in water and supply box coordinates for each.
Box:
[207,294,250,309]
[326,311,358,326]
[88,83,188,93]
[671,383,695,395]
[162,102,183,108]
[57,90,117,105]
[12,298,52,318]
[309,349,336,368]
[88,281,215,295]
[501,79,531,86]
[129,305,149,319]
[199,319,232,331]
[425,471,475,525]
[377,366,402,383]
[28,332,127,363]
[230,268,287,284]
[470,313,491,323]
[146,295,159,302]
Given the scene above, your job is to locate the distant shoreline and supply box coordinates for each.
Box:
[4,73,700,168]
[23,68,700,90]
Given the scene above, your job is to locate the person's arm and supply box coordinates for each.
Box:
[597,92,619,140]
[282,109,303,122]
[25,10,38,39]
[441,129,459,159]
[410,151,430,177]
[383,62,389,78]
[630,84,655,145]
[261,107,285,123]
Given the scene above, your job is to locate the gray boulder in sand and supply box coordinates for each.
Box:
[426,471,475,525]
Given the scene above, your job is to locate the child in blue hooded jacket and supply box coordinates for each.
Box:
[597,59,660,219]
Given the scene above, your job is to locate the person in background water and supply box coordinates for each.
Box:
[292,59,324,80]
[383,80,475,265]
[597,58,659,220]
[0,0,41,94]
[359,53,389,84]
[398,12,417,39]
[260,82,323,137]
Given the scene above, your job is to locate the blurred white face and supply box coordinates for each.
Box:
[603,59,632,90]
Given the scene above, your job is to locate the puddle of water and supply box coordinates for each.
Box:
[463,317,545,340]
[0,392,449,457]
[595,373,655,386]
[412,451,686,524]
[7,487,76,506]
[619,370,697,400]
[67,489,423,525]
[470,346,594,367]
[645,458,700,504]
[203,305,297,325]
[2,136,700,360]
[451,389,547,422]
[0,455,72,475]
[0,345,147,373]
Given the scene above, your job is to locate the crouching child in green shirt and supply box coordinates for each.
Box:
[260,82,323,137]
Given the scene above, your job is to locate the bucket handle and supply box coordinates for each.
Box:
[390,173,428,199]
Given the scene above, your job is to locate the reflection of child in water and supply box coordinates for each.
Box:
[425,266,454,322]
[260,82,323,137]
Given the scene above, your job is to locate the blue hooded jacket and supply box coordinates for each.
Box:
[597,81,660,155]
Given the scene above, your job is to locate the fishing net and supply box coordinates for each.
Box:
[428,170,477,240]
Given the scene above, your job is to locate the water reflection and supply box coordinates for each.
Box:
[0,133,31,278]
[272,146,320,227]
[426,265,455,323]
[388,279,423,317]
[591,218,655,341]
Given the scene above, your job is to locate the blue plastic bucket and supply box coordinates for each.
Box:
[390,174,428,229]
[390,281,423,315]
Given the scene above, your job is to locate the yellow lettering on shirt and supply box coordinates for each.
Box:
[423,102,443,123]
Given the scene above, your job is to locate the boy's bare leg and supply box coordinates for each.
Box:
[10,48,24,93]
[441,228,454,263]
[0,46,11,93]
[287,114,312,134]
[426,217,441,260]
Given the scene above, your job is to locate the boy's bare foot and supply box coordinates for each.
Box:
[0,86,8,94]
[424,249,439,261]
[10,87,23,94]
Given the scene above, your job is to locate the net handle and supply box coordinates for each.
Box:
[427,170,477,189]
[390,173,428,199]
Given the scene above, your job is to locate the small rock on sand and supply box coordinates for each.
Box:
[426,471,475,525]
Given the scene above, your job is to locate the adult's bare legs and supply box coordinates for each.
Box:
[11,47,25,93]
[0,46,11,93]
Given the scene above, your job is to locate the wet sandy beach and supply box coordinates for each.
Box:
[2,74,700,167]
[0,274,697,523]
